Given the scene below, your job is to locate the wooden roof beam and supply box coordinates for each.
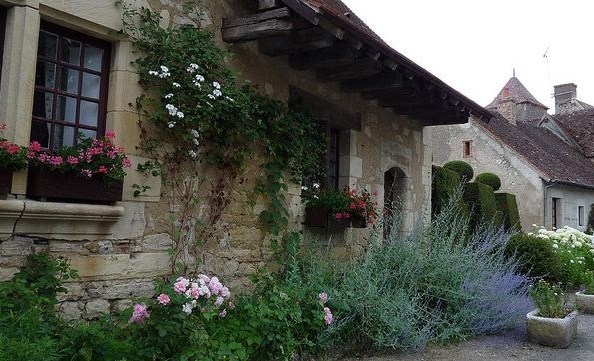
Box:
[288,43,360,70]
[316,58,383,81]
[342,70,404,93]
[259,27,335,56]
[222,8,293,43]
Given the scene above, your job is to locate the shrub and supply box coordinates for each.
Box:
[325,194,532,350]
[530,280,569,318]
[443,160,474,181]
[463,182,501,229]
[475,172,501,191]
[431,165,461,217]
[505,233,564,283]
[495,193,520,230]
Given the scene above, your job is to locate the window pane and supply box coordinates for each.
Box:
[79,100,99,127]
[52,124,75,150]
[84,45,103,71]
[61,38,81,65]
[56,95,77,123]
[59,67,80,94]
[79,128,97,140]
[35,61,56,89]
[32,91,54,119]
[81,72,100,98]
[38,31,58,59]
[30,121,51,148]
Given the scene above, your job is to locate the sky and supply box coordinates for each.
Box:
[341,0,594,111]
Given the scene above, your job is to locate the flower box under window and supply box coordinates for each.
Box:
[27,166,123,204]
[304,207,367,229]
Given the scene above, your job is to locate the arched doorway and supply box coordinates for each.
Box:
[384,167,408,239]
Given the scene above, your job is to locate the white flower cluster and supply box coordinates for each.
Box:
[148,65,171,78]
[188,128,200,159]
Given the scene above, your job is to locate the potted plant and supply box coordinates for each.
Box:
[0,123,29,198]
[27,131,131,203]
[527,280,578,348]
[303,186,378,228]
[576,271,594,314]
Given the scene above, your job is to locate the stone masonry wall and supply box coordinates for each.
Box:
[0,0,431,319]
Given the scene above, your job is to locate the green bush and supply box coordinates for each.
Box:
[495,193,521,230]
[475,173,501,191]
[463,182,501,229]
[505,233,564,283]
[443,160,474,181]
[431,165,461,217]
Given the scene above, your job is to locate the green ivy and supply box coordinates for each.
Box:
[120,6,326,248]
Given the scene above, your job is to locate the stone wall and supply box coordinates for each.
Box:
[0,0,431,319]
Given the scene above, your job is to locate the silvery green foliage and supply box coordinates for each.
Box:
[328,191,532,350]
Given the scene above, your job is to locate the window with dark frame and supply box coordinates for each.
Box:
[579,205,585,227]
[0,7,6,81]
[552,197,560,229]
[31,22,111,150]
[463,140,472,158]
[327,128,340,189]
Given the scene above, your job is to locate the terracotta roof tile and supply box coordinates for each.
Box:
[478,113,594,188]
[555,108,594,158]
[486,77,548,110]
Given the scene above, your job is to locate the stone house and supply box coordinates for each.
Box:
[433,76,594,231]
[0,0,489,319]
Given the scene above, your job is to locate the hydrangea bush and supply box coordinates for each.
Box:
[529,225,594,286]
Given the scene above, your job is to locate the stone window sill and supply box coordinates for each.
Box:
[0,199,125,240]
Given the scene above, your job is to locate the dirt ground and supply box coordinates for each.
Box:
[340,313,594,361]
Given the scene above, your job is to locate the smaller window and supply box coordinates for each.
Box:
[463,140,473,158]
[579,206,585,227]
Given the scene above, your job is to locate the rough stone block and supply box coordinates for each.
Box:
[0,236,33,256]
[141,233,173,251]
[576,291,594,314]
[85,299,111,319]
[0,267,19,281]
[59,301,82,321]
[112,299,133,313]
[86,279,155,300]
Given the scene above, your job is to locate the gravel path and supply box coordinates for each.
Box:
[340,313,594,361]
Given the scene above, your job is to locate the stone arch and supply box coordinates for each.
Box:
[383,167,411,239]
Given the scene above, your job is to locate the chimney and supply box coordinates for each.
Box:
[554,83,577,114]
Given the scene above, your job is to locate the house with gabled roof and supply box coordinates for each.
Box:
[434,76,594,231]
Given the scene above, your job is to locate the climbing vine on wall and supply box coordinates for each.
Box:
[120,5,326,272]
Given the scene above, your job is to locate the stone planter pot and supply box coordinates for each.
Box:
[27,166,123,204]
[526,309,578,348]
[576,291,594,314]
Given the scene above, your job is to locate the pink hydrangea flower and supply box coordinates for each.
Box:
[157,293,170,305]
[319,292,328,304]
[174,277,190,294]
[323,307,333,326]
[129,303,150,324]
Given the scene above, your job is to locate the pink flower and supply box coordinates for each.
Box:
[129,303,150,324]
[335,213,342,220]
[219,309,227,317]
[98,165,108,174]
[49,156,63,166]
[174,277,190,294]
[105,130,116,139]
[0,123,7,131]
[343,212,350,219]
[214,296,224,307]
[319,292,328,304]
[7,144,20,155]
[81,169,92,178]
[66,156,79,165]
[123,157,132,168]
[323,307,333,326]
[157,293,170,305]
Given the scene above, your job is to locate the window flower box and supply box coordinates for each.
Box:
[27,166,123,203]
[304,207,368,229]
[0,167,12,198]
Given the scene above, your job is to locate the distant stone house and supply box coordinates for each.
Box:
[0,0,489,319]
[433,76,594,231]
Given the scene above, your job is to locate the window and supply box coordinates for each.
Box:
[0,7,6,81]
[579,205,585,227]
[552,197,560,229]
[31,22,110,150]
[327,128,340,189]
[462,140,472,158]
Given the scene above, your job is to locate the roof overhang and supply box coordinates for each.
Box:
[222,0,492,126]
